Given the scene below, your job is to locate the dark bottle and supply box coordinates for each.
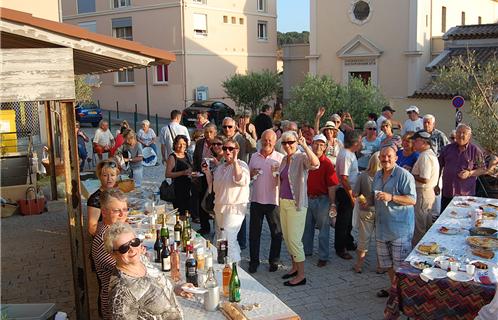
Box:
[161,238,171,272]
[174,214,182,246]
[228,262,241,302]
[182,217,191,252]
[160,215,169,242]
[153,229,162,263]
[185,246,198,287]
[217,228,228,264]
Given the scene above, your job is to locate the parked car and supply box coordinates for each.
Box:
[75,103,103,127]
[182,100,235,128]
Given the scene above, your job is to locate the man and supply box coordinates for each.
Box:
[376,106,402,137]
[275,121,299,153]
[93,120,115,160]
[410,131,440,245]
[422,114,449,156]
[335,131,361,260]
[303,134,339,267]
[248,129,284,273]
[91,189,129,320]
[373,145,416,298]
[438,123,485,212]
[221,117,257,249]
[254,105,274,139]
[196,110,210,129]
[192,123,218,234]
[159,110,190,163]
[401,106,423,135]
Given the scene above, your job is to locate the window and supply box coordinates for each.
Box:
[257,0,266,12]
[193,13,207,36]
[478,16,482,24]
[223,15,228,23]
[441,6,446,32]
[349,0,372,25]
[112,17,133,40]
[231,17,236,24]
[239,18,244,25]
[461,11,466,25]
[349,72,371,85]
[113,0,131,8]
[78,21,97,33]
[257,21,267,40]
[155,65,169,83]
[193,0,206,4]
[77,0,95,14]
[117,70,134,83]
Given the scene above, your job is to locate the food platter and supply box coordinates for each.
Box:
[447,271,473,282]
[422,267,447,279]
[415,242,447,256]
[469,260,498,270]
[466,236,498,250]
[469,227,498,237]
[410,260,433,270]
[438,226,465,235]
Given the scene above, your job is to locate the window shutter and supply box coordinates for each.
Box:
[193,14,207,31]
[112,17,132,29]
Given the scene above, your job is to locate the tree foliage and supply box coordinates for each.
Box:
[222,70,280,114]
[286,75,386,126]
[433,51,498,155]
[277,31,310,47]
[74,75,94,105]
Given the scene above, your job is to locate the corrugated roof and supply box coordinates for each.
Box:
[0,7,176,73]
[444,23,498,40]
[426,46,498,71]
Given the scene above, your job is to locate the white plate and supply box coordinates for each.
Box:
[181,284,207,295]
[447,271,473,282]
[415,246,447,256]
[410,260,433,270]
[448,211,469,219]
[422,267,447,279]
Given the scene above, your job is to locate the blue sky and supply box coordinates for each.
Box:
[277,1,310,32]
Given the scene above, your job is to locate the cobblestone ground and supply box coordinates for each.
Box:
[1,115,400,319]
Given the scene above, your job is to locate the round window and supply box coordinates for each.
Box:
[353,1,370,21]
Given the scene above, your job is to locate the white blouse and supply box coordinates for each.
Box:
[213,160,250,206]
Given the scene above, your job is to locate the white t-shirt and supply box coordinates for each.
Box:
[93,128,114,146]
[159,122,190,158]
[411,148,440,188]
[336,148,359,189]
[401,118,424,135]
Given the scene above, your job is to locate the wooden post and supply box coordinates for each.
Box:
[44,101,57,200]
[60,100,90,320]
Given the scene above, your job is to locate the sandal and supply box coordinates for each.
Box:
[352,266,362,274]
[376,289,389,298]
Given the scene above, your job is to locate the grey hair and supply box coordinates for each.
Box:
[99,120,108,127]
[100,189,128,210]
[456,123,472,133]
[222,117,235,125]
[283,121,298,131]
[281,130,298,142]
[141,119,150,126]
[423,114,435,122]
[261,128,277,140]
[103,222,135,254]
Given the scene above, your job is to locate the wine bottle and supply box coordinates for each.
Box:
[153,229,162,263]
[160,215,169,242]
[222,257,231,297]
[185,247,198,287]
[174,214,182,245]
[182,217,191,252]
[228,262,241,302]
[161,238,171,272]
[217,228,228,264]
[170,241,180,282]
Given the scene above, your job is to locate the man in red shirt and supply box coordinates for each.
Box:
[303,134,339,267]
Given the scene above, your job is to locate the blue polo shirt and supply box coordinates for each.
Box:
[373,165,416,242]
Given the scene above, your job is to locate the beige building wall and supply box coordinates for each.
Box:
[282,44,309,102]
[1,0,61,21]
[61,0,277,117]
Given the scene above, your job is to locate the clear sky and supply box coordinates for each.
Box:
[277,1,310,32]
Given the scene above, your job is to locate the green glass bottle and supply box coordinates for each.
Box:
[160,215,169,241]
[228,262,241,302]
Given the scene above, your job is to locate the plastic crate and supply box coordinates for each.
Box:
[0,303,57,320]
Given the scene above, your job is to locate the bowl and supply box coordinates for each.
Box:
[469,227,498,237]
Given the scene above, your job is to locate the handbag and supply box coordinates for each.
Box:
[201,190,215,216]
[17,187,45,216]
[159,179,175,202]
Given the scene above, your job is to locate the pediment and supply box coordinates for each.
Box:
[337,35,383,58]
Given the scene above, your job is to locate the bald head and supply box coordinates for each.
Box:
[260,129,277,155]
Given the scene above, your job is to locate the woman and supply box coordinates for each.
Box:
[137,120,158,157]
[241,111,257,141]
[202,139,250,263]
[165,135,192,216]
[105,222,193,320]
[115,120,130,137]
[76,122,90,171]
[353,152,382,273]
[358,121,381,170]
[110,126,129,157]
[117,130,144,187]
[320,121,343,166]
[379,119,402,149]
[279,131,319,286]
[87,160,120,236]
[396,132,419,171]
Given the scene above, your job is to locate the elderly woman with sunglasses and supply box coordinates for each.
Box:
[105,222,194,320]
[87,160,120,236]
[279,131,319,286]
[202,139,250,263]
[358,121,381,170]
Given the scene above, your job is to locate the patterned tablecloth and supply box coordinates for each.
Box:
[385,196,498,320]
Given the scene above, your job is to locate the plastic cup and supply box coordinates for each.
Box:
[466,264,475,276]
[440,260,449,271]
[450,261,460,272]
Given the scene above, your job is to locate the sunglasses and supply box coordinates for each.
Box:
[281,141,296,146]
[114,237,141,254]
[222,146,238,152]
[367,128,376,131]
[102,161,117,168]
[222,125,233,129]
[211,142,223,146]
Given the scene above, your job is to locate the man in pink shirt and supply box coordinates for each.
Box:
[248,129,284,273]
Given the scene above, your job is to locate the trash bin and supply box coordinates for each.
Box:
[0,303,57,320]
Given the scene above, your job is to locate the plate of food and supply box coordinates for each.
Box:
[410,260,433,270]
[422,267,447,279]
[452,201,472,208]
[438,226,465,235]
[480,203,498,211]
[416,242,446,256]
[482,211,497,219]
[447,271,473,282]
[466,236,498,250]
[469,227,498,237]
[470,260,498,270]
[448,210,468,219]
[181,284,207,295]
[471,248,495,260]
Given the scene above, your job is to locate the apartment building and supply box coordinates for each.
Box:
[61,0,277,116]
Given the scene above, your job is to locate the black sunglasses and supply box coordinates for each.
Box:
[222,146,238,152]
[114,237,141,254]
[222,125,233,129]
[211,142,223,146]
[281,141,296,146]
[367,128,376,131]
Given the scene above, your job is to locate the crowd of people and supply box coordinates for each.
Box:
[84,104,498,319]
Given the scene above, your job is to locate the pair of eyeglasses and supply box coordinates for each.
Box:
[211,142,223,146]
[367,128,376,131]
[113,237,141,254]
[281,141,296,146]
[102,161,117,168]
[222,146,238,152]
[110,208,129,215]
[222,125,233,129]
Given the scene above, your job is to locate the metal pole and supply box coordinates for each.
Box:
[155,113,159,134]
[145,67,150,121]
[116,101,120,119]
[97,100,100,108]
[134,104,138,132]
[108,110,112,132]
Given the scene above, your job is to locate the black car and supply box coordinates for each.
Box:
[182,100,235,128]
[75,103,103,127]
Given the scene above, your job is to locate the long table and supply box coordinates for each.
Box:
[385,196,498,319]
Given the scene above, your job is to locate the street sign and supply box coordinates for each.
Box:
[455,110,463,127]
[452,96,465,109]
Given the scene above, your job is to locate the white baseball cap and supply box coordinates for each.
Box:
[312,134,327,143]
[406,106,419,113]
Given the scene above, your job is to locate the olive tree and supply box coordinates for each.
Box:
[74,75,95,105]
